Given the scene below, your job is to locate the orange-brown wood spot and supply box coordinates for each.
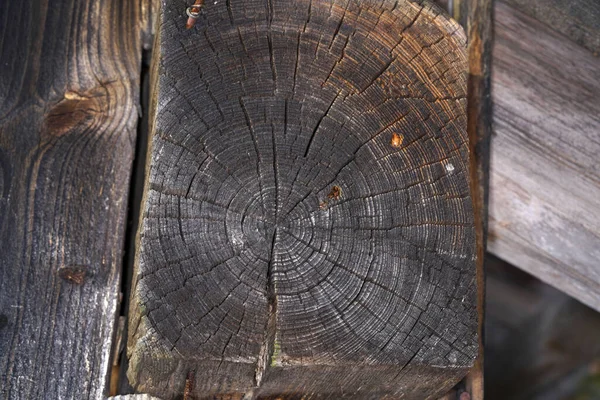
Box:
[391,133,404,148]
[327,185,342,201]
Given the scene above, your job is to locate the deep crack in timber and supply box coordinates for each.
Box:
[255,226,278,387]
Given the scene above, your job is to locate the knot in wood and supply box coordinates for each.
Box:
[58,265,90,285]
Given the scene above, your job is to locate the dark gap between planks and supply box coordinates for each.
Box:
[111,47,154,396]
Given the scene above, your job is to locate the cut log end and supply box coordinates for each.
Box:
[127,0,477,398]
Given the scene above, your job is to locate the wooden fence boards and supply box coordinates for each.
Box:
[0,0,144,398]
[489,2,600,312]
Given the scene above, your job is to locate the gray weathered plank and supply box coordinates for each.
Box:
[501,0,600,54]
[0,0,145,398]
[127,0,478,398]
[489,2,600,312]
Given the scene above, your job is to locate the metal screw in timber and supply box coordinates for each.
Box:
[186,0,204,29]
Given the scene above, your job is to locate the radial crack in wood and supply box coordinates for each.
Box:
[127,0,477,398]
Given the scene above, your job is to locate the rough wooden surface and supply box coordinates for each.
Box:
[127,0,478,398]
[501,0,600,54]
[489,2,600,312]
[0,0,144,398]
[461,0,492,396]
[435,0,492,397]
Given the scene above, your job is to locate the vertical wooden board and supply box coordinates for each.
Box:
[489,2,600,312]
[437,0,492,397]
[462,0,492,397]
[128,0,478,398]
[0,0,144,398]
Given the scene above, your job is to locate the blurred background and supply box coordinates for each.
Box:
[485,254,600,400]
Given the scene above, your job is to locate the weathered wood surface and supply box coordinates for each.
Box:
[435,0,492,397]
[488,2,600,312]
[501,0,600,54]
[0,0,144,398]
[461,0,493,395]
[127,0,478,398]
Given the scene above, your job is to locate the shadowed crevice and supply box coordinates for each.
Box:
[255,227,279,388]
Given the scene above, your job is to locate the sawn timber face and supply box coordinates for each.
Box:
[127,0,477,398]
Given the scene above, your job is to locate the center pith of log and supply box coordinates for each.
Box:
[127,0,477,398]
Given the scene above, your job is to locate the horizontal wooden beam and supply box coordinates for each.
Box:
[500,0,600,54]
[489,2,600,311]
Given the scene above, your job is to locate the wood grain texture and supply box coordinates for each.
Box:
[127,0,478,398]
[489,2,600,311]
[501,0,600,54]
[436,0,492,397]
[0,0,144,398]
[461,0,492,397]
